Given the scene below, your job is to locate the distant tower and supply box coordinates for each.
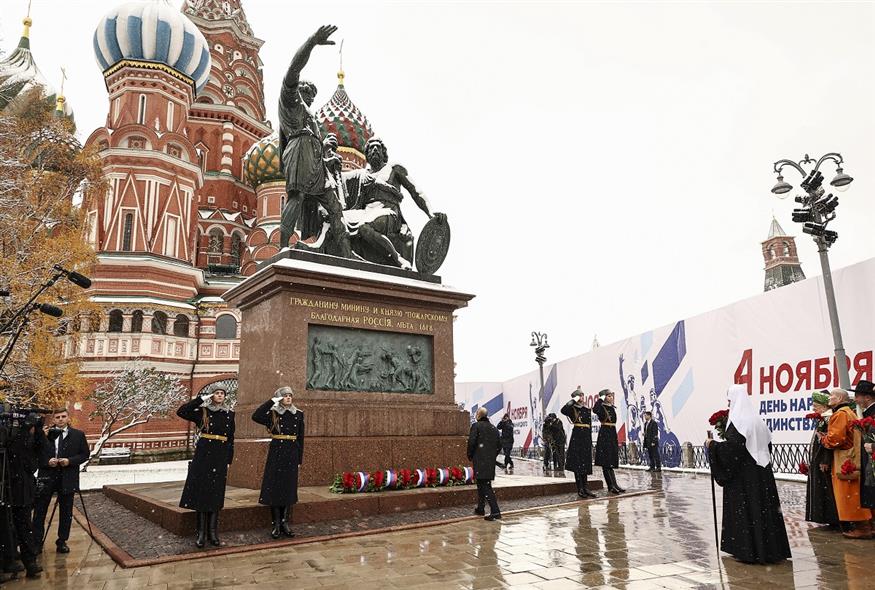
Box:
[762,217,805,291]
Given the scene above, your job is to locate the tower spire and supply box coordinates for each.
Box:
[55,67,67,115]
[337,39,345,87]
[21,1,33,46]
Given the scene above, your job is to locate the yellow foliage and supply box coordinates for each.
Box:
[0,88,105,409]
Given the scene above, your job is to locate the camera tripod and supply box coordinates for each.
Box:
[39,485,93,547]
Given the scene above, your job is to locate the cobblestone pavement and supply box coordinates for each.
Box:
[4,469,869,589]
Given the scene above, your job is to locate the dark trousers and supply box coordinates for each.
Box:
[32,476,74,546]
[647,444,662,470]
[496,444,514,468]
[10,506,38,563]
[476,479,500,515]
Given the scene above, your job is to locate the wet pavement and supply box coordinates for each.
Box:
[5,466,870,589]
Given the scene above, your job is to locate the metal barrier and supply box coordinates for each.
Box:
[515,441,809,474]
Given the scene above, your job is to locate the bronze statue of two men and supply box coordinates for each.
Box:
[278,25,449,275]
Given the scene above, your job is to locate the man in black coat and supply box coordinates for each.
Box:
[851,380,875,511]
[642,411,661,472]
[495,413,514,472]
[32,408,90,554]
[3,412,46,577]
[468,408,501,520]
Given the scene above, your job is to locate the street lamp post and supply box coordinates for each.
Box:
[770,153,854,389]
[530,331,549,419]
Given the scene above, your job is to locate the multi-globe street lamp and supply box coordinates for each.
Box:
[530,331,549,421]
[770,153,854,389]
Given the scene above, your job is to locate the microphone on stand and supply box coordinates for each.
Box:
[52,265,92,289]
[36,303,63,318]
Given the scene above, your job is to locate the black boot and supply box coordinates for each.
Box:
[23,559,42,579]
[578,473,596,498]
[609,469,626,493]
[602,467,616,494]
[207,512,221,546]
[195,511,206,548]
[270,506,282,539]
[280,506,295,538]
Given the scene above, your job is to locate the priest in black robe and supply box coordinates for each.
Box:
[804,390,839,527]
[705,385,791,565]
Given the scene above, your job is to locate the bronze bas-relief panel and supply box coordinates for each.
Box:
[306,324,434,394]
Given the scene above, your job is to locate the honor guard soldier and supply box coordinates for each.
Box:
[561,387,595,498]
[594,389,626,494]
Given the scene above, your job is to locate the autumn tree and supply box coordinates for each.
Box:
[0,88,104,409]
[84,363,187,469]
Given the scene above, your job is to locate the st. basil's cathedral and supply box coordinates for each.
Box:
[0,0,375,457]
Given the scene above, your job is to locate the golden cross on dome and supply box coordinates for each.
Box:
[338,39,345,86]
[60,67,67,95]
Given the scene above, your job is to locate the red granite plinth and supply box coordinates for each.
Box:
[222,255,476,488]
[102,475,600,537]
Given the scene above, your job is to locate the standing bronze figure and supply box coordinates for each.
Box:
[252,386,305,539]
[278,25,351,256]
[178,388,235,548]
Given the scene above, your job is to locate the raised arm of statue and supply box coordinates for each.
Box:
[395,165,433,219]
[280,25,337,107]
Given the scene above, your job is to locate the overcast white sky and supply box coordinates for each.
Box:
[4,1,874,382]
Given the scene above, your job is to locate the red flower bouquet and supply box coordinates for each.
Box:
[708,409,729,439]
[804,412,822,421]
[838,458,860,480]
[370,470,385,491]
[450,466,464,485]
[798,461,809,475]
[399,469,413,488]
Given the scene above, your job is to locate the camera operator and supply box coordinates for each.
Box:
[32,408,88,554]
[3,412,46,578]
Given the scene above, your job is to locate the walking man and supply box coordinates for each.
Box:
[468,408,501,520]
[643,411,661,471]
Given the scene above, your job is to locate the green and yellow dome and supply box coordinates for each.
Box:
[243,131,282,188]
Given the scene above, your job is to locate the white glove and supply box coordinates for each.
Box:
[271,396,283,404]
[200,394,213,403]
[571,395,581,403]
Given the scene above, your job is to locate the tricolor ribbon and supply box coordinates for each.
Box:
[437,468,449,485]
[384,469,398,489]
[462,466,474,483]
[356,471,369,492]
[413,468,427,488]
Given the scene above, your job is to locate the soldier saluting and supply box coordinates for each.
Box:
[561,387,595,498]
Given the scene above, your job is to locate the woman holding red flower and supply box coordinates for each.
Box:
[804,390,839,528]
[704,385,790,564]
[819,387,872,538]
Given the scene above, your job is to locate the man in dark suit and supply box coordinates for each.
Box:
[467,408,501,520]
[643,411,661,472]
[32,408,90,554]
[851,380,875,511]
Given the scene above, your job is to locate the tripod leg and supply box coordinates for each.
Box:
[42,497,59,546]
[76,489,94,539]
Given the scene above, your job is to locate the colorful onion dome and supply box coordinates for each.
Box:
[243,131,283,188]
[93,2,211,95]
[0,16,75,124]
[316,71,374,155]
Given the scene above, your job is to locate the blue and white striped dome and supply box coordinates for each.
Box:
[93,2,211,95]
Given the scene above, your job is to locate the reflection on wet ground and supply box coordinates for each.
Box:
[10,467,869,589]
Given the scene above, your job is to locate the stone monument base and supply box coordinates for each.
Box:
[223,250,475,488]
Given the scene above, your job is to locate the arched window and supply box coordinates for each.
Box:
[152,311,168,335]
[131,310,143,333]
[122,212,134,251]
[782,242,790,257]
[768,245,776,259]
[107,310,124,333]
[230,233,243,267]
[137,94,147,125]
[215,314,237,339]
[173,314,190,337]
[208,229,224,254]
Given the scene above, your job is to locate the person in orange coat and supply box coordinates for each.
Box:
[820,388,873,539]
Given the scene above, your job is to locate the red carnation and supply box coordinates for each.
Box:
[799,461,809,475]
[804,412,822,421]
[450,466,463,482]
[399,469,412,487]
[708,409,729,425]
[425,467,438,486]
[341,472,355,491]
[840,459,857,476]
[371,470,385,489]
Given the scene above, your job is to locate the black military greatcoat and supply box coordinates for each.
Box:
[467,418,500,481]
[593,399,619,468]
[561,401,593,474]
[178,398,235,512]
[252,400,305,506]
